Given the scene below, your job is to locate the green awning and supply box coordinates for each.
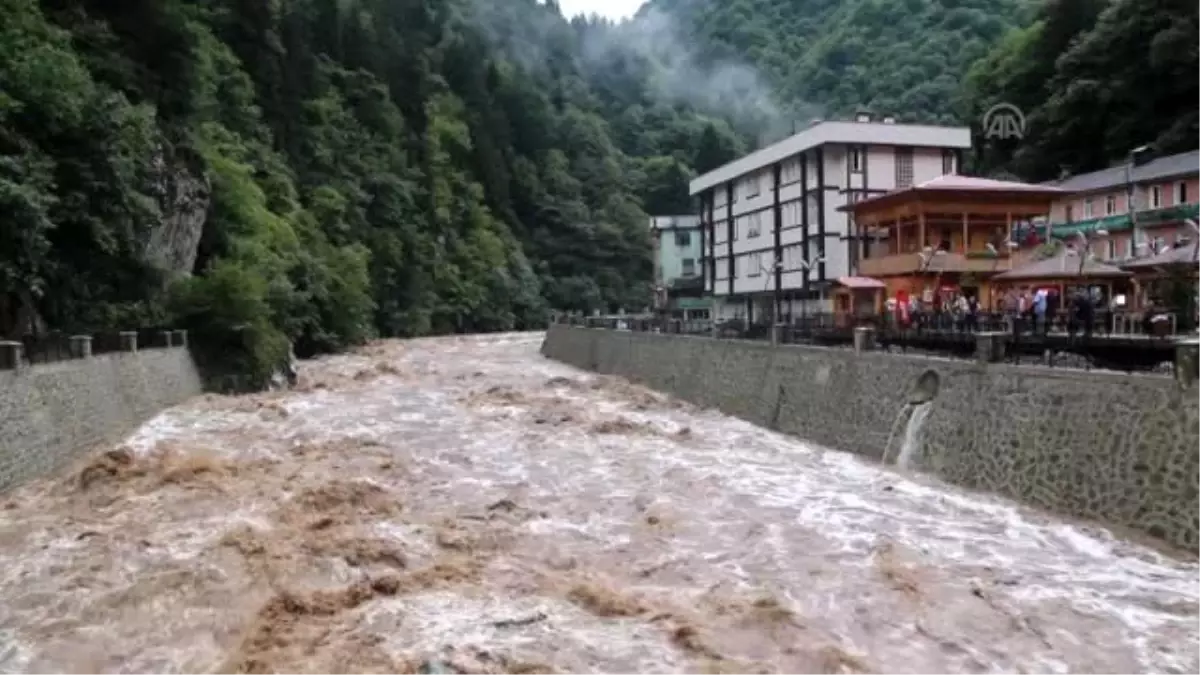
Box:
[672,297,711,309]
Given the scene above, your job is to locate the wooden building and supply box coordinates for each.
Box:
[991,251,1134,306]
[843,175,1064,310]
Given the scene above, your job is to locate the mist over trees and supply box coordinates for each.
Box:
[2,0,1194,387]
[0,0,746,386]
[646,0,1198,179]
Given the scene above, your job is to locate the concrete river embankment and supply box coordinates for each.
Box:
[0,332,1194,673]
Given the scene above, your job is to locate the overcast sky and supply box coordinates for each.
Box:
[556,0,645,20]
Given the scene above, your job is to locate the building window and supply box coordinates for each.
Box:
[1153,236,1167,254]
[941,150,955,175]
[850,147,863,174]
[895,148,914,188]
[675,231,691,247]
[1083,198,1094,218]
[748,212,763,238]
[1104,239,1116,260]
[1177,181,1189,205]
[1065,204,1074,223]
[1150,185,1162,209]
[1105,195,1116,216]
[682,258,695,276]
[747,253,761,277]
[745,176,760,199]
[782,201,799,227]
[782,158,801,184]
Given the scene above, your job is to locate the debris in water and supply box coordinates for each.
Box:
[566,581,647,617]
[491,611,549,629]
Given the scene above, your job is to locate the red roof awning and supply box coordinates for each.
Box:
[837,276,886,290]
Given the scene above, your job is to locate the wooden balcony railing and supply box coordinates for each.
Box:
[857,251,1015,277]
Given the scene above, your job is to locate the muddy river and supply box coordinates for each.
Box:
[0,332,1195,673]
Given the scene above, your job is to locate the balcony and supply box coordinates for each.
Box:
[857,251,1014,277]
[668,275,703,291]
[1015,203,1200,240]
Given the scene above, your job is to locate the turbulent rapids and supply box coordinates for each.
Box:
[0,332,1195,673]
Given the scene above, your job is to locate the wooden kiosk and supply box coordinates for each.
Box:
[830,276,886,326]
[992,251,1134,302]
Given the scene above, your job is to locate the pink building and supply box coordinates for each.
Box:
[1013,149,1199,264]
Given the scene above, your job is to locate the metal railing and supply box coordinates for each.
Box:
[553,311,1189,373]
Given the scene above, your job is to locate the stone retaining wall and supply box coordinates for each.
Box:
[0,347,203,492]
[541,324,1200,550]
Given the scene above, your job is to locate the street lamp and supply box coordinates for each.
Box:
[757,255,784,342]
[1068,229,1110,275]
[915,245,947,308]
[796,254,826,328]
[986,240,1021,308]
[917,245,947,272]
[1124,144,1153,251]
[1185,218,1195,329]
[985,240,1020,264]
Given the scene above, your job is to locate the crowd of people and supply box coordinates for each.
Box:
[883,286,1135,338]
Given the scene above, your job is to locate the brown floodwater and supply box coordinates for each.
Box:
[0,332,1195,674]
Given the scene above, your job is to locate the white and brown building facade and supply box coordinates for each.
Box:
[689,115,971,323]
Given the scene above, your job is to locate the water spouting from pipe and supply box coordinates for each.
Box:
[894,401,934,470]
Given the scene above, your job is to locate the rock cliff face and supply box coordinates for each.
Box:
[144,147,210,279]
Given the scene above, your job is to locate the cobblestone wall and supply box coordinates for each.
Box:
[542,325,1200,550]
[0,348,203,492]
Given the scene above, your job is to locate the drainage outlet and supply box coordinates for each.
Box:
[908,369,941,404]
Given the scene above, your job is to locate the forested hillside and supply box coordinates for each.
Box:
[644,0,1033,125]
[2,0,1195,388]
[0,0,748,386]
[644,0,1198,179]
[962,0,1198,180]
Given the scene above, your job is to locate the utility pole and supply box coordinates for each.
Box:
[1127,144,1153,256]
[1185,218,1195,331]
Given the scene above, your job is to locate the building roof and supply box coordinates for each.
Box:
[1045,149,1200,194]
[689,121,971,195]
[993,250,1133,281]
[836,276,886,290]
[914,174,1063,192]
[843,174,1065,213]
[1121,239,1200,269]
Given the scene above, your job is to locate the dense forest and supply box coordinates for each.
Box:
[0,0,749,385]
[1,0,1196,387]
[646,0,1198,179]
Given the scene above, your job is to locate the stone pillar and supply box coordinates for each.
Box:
[975,331,1007,364]
[1174,338,1199,388]
[119,331,139,352]
[69,335,93,359]
[0,341,23,371]
[160,330,174,347]
[853,326,876,353]
[174,329,188,348]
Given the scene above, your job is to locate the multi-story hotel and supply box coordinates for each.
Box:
[688,114,971,323]
[1016,149,1200,259]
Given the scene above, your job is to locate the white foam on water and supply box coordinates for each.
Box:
[0,332,1193,673]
